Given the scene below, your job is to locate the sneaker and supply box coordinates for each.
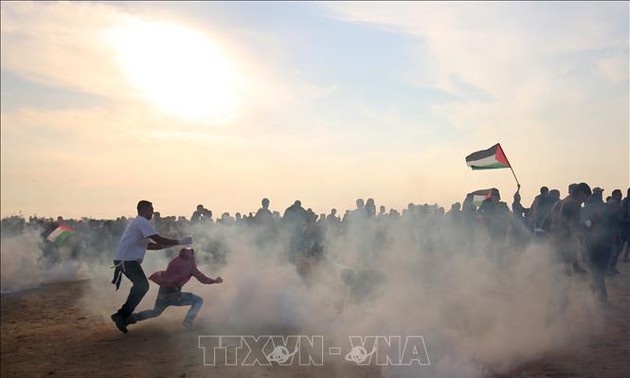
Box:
[111,313,128,334]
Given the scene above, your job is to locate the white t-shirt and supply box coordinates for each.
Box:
[114,216,158,262]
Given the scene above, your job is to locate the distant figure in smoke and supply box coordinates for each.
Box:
[582,187,606,226]
[446,202,461,218]
[40,217,63,261]
[511,190,533,250]
[543,183,592,275]
[377,205,387,219]
[347,198,375,266]
[511,190,529,224]
[130,247,223,328]
[620,188,630,263]
[282,200,309,262]
[461,193,477,244]
[254,198,274,225]
[202,208,213,223]
[253,198,277,246]
[582,188,616,302]
[217,212,235,225]
[326,208,341,225]
[110,200,193,334]
[606,189,624,275]
[529,186,550,229]
[365,198,376,218]
[548,189,561,207]
[191,204,205,223]
[350,198,368,222]
[535,190,560,239]
[477,188,511,264]
[41,216,82,263]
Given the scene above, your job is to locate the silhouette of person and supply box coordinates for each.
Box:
[583,190,617,302]
[530,186,549,229]
[201,208,213,223]
[377,206,387,218]
[254,198,274,225]
[365,198,376,218]
[253,198,276,248]
[350,198,367,222]
[607,189,624,275]
[191,204,205,223]
[545,183,591,275]
[283,200,309,262]
[620,188,630,263]
[478,188,511,264]
[511,190,529,224]
[326,208,341,224]
[445,202,461,222]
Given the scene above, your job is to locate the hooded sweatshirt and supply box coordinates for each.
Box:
[149,248,215,289]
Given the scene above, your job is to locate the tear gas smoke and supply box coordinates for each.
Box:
[1,210,604,376]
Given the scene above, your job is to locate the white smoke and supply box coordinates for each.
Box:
[130,216,600,376]
[1,207,605,377]
[1,226,91,293]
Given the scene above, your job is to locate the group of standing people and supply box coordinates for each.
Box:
[518,184,628,302]
[448,183,627,304]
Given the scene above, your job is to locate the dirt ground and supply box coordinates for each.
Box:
[1,263,628,378]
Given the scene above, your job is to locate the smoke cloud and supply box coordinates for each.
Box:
[1,209,604,376]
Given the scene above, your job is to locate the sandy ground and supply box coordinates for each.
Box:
[1,263,629,378]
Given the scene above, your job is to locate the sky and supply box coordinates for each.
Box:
[1,1,628,219]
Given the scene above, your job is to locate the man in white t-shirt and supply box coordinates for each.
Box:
[111,200,192,334]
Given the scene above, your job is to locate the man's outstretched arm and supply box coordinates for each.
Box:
[147,234,191,250]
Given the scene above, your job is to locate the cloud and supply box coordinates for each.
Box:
[0,1,290,125]
[597,55,630,83]
[0,2,132,99]
[319,2,629,196]
[322,2,629,132]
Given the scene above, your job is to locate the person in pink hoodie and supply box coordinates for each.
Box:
[130,247,223,329]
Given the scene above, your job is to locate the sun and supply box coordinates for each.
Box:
[105,19,239,124]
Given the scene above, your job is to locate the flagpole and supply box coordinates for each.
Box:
[498,143,520,190]
[510,166,520,190]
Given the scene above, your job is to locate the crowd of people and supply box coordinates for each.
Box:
[2,183,629,324]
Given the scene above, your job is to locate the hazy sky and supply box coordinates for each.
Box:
[1,1,628,219]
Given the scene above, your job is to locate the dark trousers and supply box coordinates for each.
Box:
[114,260,149,318]
[608,240,623,272]
[588,245,611,303]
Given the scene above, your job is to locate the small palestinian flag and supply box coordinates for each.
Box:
[46,225,74,246]
[465,143,511,170]
[471,188,495,207]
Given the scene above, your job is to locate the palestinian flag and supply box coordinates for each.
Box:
[471,188,495,207]
[465,143,511,170]
[46,225,74,246]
